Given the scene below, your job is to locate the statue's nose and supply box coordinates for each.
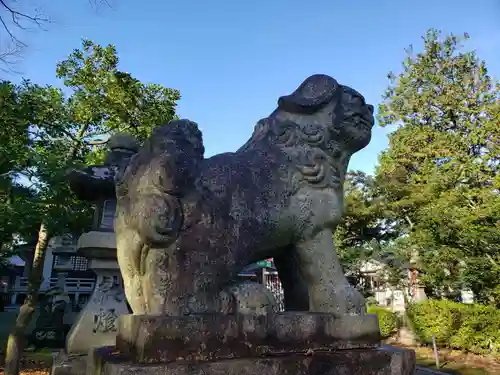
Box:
[367,104,374,113]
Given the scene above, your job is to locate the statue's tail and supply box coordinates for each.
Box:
[115,119,205,247]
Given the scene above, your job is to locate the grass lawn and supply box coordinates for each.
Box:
[417,356,492,375]
[22,348,54,361]
[388,341,499,375]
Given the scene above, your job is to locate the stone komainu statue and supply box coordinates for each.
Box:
[113,74,374,317]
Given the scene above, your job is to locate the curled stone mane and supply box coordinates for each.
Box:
[115,120,205,247]
[243,118,344,193]
[240,74,347,193]
[116,120,204,195]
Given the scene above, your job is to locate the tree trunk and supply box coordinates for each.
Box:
[4,123,89,375]
[4,222,50,375]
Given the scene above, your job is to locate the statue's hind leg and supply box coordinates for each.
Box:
[295,229,366,316]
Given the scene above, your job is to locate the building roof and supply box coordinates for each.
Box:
[239,259,277,276]
[0,260,24,276]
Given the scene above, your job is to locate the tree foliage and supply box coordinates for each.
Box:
[0,80,62,255]
[1,38,181,251]
[2,39,180,374]
[334,170,401,290]
[376,29,500,305]
[335,30,499,306]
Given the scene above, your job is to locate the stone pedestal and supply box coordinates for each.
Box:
[53,257,128,375]
[65,259,128,354]
[90,346,416,375]
[82,312,416,375]
[51,352,87,375]
[31,287,70,349]
[31,252,72,349]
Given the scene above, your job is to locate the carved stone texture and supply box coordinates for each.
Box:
[57,134,137,375]
[89,345,416,375]
[65,260,129,354]
[116,312,380,364]
[114,74,375,320]
[51,352,87,375]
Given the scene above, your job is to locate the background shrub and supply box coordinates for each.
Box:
[407,299,467,345]
[367,305,399,338]
[408,299,500,356]
[450,304,500,355]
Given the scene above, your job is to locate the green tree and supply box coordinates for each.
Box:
[335,170,400,290]
[0,80,64,255]
[4,39,180,375]
[376,29,500,305]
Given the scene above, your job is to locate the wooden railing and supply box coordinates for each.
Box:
[10,276,95,293]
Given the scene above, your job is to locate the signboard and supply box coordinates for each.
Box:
[255,258,274,269]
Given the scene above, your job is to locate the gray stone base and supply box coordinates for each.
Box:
[51,351,87,375]
[77,313,415,375]
[117,312,381,363]
[89,346,417,375]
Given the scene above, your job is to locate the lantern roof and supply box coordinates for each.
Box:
[66,133,138,202]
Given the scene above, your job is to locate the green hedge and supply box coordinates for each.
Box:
[367,305,399,338]
[408,299,500,356]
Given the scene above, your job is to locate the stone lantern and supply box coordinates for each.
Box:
[62,134,139,356]
[408,250,427,303]
[51,236,77,291]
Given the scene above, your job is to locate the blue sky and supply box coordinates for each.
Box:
[8,0,500,174]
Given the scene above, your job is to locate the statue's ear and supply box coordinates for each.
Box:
[277,74,340,115]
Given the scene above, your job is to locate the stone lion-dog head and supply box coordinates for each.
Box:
[241,74,374,191]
